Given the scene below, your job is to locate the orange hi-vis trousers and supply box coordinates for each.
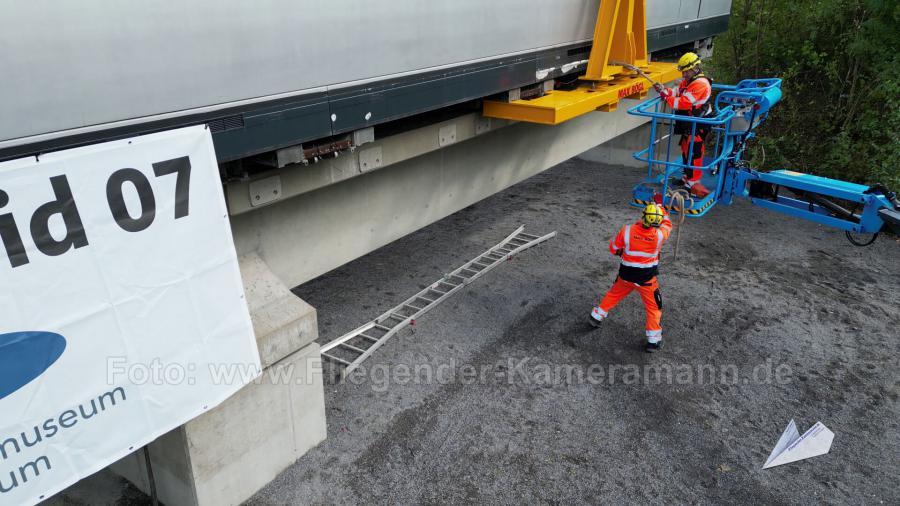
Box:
[596,276,663,343]
[680,134,705,183]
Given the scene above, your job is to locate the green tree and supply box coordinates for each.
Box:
[710,0,900,190]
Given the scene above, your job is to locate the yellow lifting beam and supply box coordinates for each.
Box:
[484,62,680,125]
[483,0,679,125]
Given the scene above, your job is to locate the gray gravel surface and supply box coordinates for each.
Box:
[51,158,900,505]
[254,159,900,505]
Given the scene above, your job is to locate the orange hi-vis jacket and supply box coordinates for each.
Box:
[608,211,673,270]
[665,73,712,111]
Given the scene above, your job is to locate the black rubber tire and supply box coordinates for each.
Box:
[845,230,878,247]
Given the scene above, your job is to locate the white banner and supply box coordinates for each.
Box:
[0,126,259,505]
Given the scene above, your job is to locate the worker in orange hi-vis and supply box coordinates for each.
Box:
[655,52,713,198]
[590,197,672,353]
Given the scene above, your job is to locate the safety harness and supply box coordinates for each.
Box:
[674,72,714,136]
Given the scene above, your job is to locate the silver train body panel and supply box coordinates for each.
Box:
[0,0,731,159]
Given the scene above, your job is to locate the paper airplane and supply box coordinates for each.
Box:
[763,420,834,469]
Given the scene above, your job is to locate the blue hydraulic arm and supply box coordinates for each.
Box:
[736,170,900,235]
[626,77,900,245]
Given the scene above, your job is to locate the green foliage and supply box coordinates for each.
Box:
[710,0,900,190]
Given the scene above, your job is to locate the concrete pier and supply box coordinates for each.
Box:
[110,254,326,506]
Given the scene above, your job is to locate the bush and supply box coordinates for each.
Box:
[709,0,900,190]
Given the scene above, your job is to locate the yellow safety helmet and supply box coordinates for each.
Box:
[642,204,665,228]
[677,52,702,72]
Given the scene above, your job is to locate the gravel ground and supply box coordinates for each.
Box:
[54,157,900,505]
[256,158,900,505]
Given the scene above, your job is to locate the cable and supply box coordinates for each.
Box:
[665,189,693,258]
[845,231,878,247]
[844,202,879,247]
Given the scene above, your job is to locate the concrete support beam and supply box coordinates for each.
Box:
[577,122,651,168]
[225,114,513,216]
[230,100,652,288]
[110,255,326,506]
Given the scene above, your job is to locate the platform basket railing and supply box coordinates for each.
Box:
[627,79,784,203]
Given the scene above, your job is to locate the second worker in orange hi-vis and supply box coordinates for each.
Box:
[656,52,713,199]
[590,199,672,353]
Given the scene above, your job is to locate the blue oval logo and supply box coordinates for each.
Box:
[0,331,66,400]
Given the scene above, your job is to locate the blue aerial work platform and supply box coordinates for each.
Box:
[628,78,900,245]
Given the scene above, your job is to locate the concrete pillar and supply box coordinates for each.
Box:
[110,253,326,506]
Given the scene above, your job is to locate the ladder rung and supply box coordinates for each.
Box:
[339,342,367,354]
[322,353,351,366]
[318,226,554,383]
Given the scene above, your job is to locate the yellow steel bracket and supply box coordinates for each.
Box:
[483,62,680,125]
[583,0,648,81]
[483,0,678,125]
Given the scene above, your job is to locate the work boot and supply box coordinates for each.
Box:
[687,181,711,198]
[589,307,605,328]
[644,341,663,353]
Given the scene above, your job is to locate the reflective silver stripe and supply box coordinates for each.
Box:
[620,259,659,268]
[682,91,698,104]
[626,249,658,258]
[656,229,663,251]
[623,225,631,252]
